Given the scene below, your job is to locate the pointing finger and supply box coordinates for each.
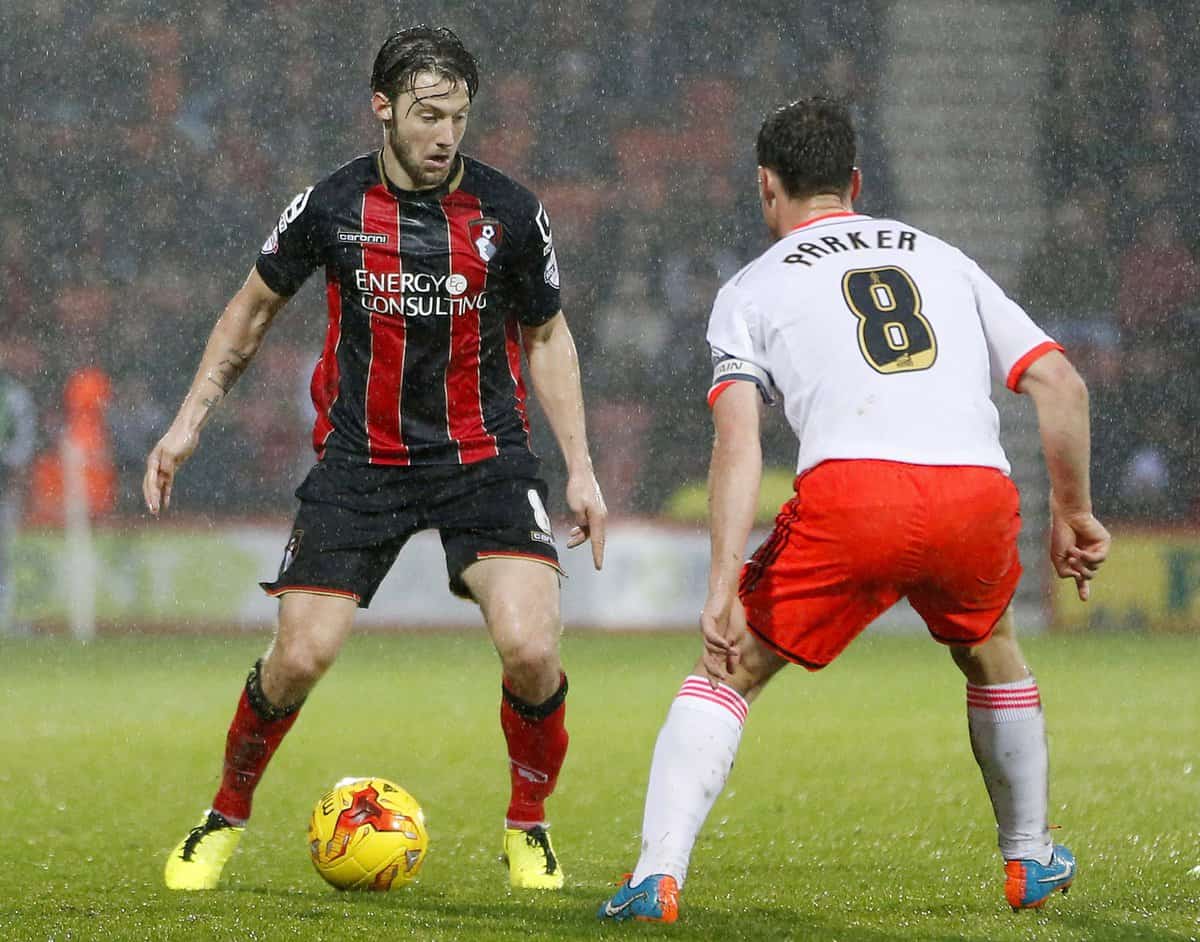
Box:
[590,511,606,570]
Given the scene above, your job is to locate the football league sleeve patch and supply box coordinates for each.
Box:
[708,350,778,408]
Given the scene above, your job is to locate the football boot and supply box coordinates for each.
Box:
[1005,843,1076,910]
[164,810,244,890]
[597,872,680,923]
[502,825,564,889]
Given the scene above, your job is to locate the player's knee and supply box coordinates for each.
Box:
[271,633,339,687]
[498,633,560,687]
[736,630,787,690]
[950,642,986,682]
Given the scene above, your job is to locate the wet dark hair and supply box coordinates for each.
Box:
[756,97,856,200]
[371,26,479,102]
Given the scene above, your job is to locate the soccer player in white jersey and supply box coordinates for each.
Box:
[598,98,1110,923]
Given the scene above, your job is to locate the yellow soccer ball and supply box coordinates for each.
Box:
[308,777,429,891]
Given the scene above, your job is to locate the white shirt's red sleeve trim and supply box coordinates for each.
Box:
[1005,340,1064,391]
[707,380,737,408]
[707,357,777,408]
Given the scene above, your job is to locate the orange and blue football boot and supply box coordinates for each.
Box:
[1005,844,1076,910]
[597,873,679,923]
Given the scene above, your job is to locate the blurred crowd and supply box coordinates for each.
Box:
[1,0,890,521]
[5,1,1194,527]
[1024,0,1200,520]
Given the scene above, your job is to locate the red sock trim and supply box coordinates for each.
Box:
[677,675,749,725]
[965,681,1042,721]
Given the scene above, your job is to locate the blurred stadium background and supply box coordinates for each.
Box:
[2,0,1199,635]
[3,5,1199,940]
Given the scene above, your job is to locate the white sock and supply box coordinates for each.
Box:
[966,678,1053,864]
[630,676,748,888]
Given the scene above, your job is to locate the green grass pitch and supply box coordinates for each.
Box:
[1,631,1197,941]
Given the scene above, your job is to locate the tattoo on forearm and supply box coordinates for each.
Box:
[205,349,251,393]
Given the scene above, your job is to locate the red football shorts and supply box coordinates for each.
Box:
[739,460,1022,670]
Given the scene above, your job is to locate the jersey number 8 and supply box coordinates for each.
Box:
[841,266,937,374]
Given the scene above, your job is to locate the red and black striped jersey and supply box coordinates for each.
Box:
[255,152,561,466]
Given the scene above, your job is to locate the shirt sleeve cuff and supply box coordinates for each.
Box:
[1006,340,1064,391]
[255,259,296,298]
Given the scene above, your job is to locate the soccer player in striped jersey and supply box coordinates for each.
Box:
[599,98,1109,923]
[146,26,606,892]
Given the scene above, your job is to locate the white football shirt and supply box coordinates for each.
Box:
[707,212,1060,475]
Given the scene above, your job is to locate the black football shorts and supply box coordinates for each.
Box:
[260,456,562,606]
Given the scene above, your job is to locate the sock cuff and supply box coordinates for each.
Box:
[966,679,1041,721]
[676,675,748,726]
[502,672,568,722]
[245,659,304,721]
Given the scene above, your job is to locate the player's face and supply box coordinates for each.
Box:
[375,72,471,190]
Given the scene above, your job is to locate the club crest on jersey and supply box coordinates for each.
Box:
[469,217,503,262]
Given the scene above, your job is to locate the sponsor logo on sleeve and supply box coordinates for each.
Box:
[534,203,554,255]
[710,356,777,404]
[543,247,560,289]
[713,357,756,380]
[261,186,314,254]
[276,187,313,235]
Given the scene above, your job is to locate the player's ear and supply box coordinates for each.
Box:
[371,91,394,124]
[757,167,773,207]
[849,167,862,202]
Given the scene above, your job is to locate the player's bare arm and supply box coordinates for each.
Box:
[143,269,288,515]
[521,311,607,569]
[702,381,763,684]
[1016,349,1111,600]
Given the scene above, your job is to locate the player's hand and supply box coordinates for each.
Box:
[143,424,199,516]
[564,471,607,570]
[1050,509,1110,601]
[699,594,742,688]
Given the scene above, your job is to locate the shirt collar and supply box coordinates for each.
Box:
[788,211,864,232]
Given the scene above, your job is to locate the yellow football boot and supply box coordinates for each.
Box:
[502,825,564,889]
[164,810,244,890]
